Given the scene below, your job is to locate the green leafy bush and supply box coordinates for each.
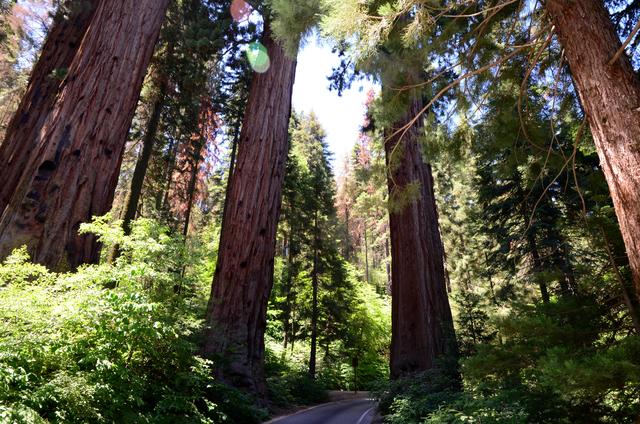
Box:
[0,216,266,423]
[377,298,640,424]
[265,349,329,407]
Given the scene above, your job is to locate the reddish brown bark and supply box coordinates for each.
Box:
[202,26,297,395]
[0,0,169,270]
[385,96,458,379]
[546,0,640,299]
[0,0,98,216]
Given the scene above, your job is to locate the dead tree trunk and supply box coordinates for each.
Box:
[547,0,640,299]
[282,248,295,351]
[0,0,169,269]
[220,122,240,222]
[385,96,458,379]
[202,25,297,396]
[0,0,98,216]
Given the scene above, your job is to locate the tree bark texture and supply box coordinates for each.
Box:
[546,0,640,298]
[202,26,297,396]
[0,0,98,216]
[385,96,458,379]
[0,0,169,269]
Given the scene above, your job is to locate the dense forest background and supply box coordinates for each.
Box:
[1,0,640,423]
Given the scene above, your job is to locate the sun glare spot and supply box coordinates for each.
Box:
[246,42,270,73]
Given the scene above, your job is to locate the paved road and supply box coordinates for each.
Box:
[267,399,376,424]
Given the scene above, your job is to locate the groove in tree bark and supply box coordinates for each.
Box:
[385,96,458,379]
[202,25,297,395]
[0,0,98,216]
[0,0,170,269]
[546,0,640,299]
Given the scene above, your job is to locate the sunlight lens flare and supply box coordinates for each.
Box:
[230,0,252,22]
[246,42,270,73]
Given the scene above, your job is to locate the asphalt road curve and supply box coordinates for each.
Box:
[267,399,376,424]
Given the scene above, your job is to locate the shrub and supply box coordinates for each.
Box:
[0,216,266,423]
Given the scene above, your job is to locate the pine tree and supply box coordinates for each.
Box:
[271,112,356,378]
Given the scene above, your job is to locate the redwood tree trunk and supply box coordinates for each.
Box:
[202,26,297,395]
[546,0,640,298]
[0,0,169,269]
[385,96,458,379]
[0,0,98,216]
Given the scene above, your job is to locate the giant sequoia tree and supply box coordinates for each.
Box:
[323,6,460,377]
[0,0,169,269]
[0,0,98,216]
[545,0,640,298]
[384,95,458,378]
[202,24,297,395]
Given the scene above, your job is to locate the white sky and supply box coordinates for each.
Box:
[291,37,376,168]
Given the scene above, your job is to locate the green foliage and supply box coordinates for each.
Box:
[0,247,53,286]
[375,300,640,423]
[265,350,329,407]
[268,112,390,400]
[0,217,266,423]
[460,300,640,423]
[453,291,496,358]
[270,0,324,56]
[375,365,462,424]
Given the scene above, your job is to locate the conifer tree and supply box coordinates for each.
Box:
[0,0,98,216]
[545,0,640,298]
[0,0,170,269]
[323,0,640,300]
[272,112,356,378]
[324,4,459,378]
[202,21,298,395]
[202,0,324,394]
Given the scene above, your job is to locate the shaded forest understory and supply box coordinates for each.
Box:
[1,0,640,423]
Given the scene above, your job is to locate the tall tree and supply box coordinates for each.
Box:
[384,95,458,378]
[201,24,297,395]
[271,112,356,377]
[0,0,169,269]
[0,0,98,216]
[323,3,461,377]
[545,0,640,298]
[120,68,168,237]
